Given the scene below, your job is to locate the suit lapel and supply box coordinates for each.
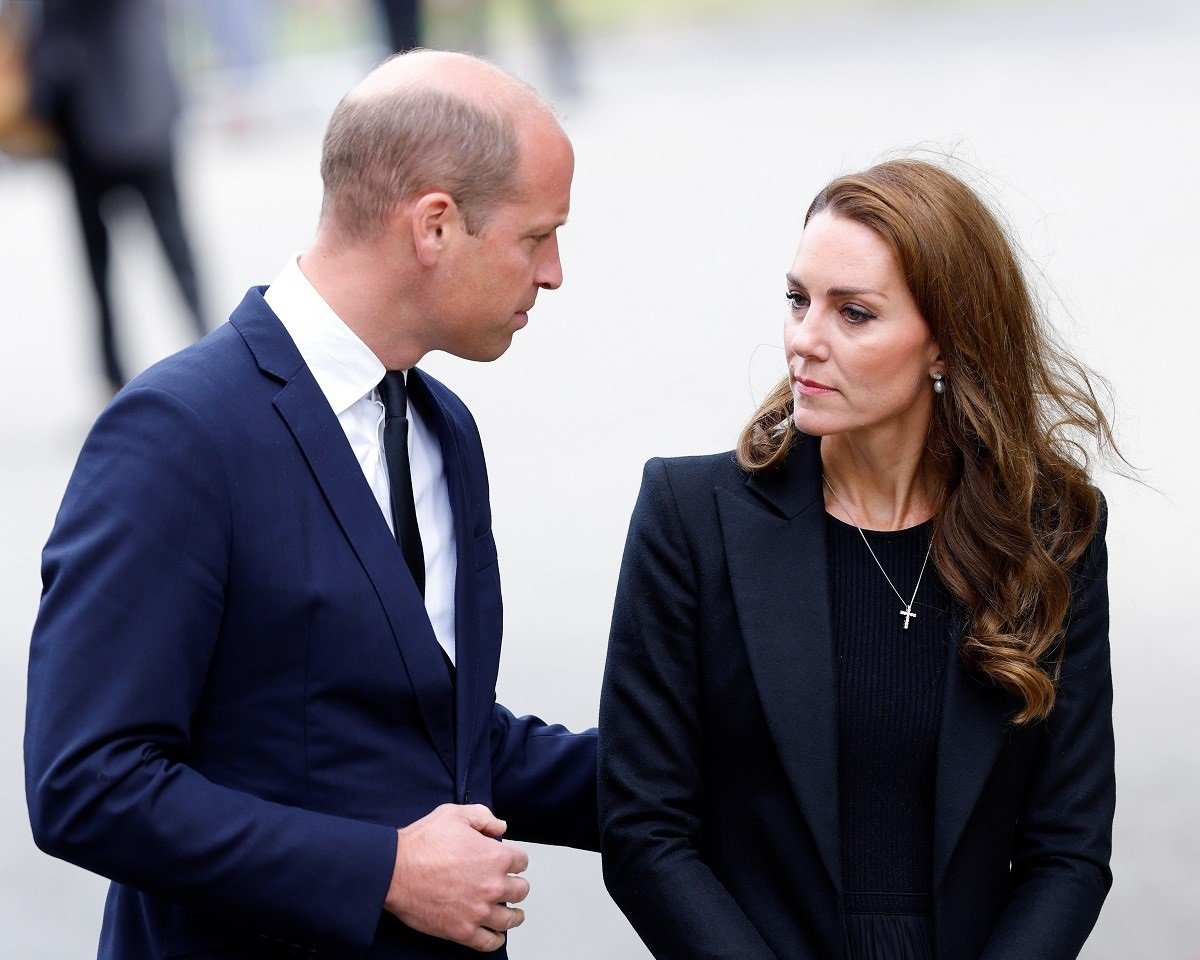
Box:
[933,606,1012,887]
[407,369,484,796]
[231,295,456,779]
[717,437,843,893]
[712,429,1014,893]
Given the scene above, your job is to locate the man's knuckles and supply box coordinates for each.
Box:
[506,876,531,903]
[495,906,524,931]
[469,928,505,953]
[451,917,480,942]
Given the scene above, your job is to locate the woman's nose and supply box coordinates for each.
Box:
[786,309,829,361]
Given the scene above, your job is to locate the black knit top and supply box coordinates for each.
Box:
[826,512,948,928]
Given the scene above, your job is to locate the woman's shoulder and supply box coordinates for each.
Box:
[626,451,749,543]
[641,449,748,493]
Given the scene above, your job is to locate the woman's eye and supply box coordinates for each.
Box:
[843,305,874,324]
[785,291,808,309]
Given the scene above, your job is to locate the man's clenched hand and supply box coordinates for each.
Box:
[385,804,531,952]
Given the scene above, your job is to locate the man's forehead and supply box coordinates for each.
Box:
[513,139,573,207]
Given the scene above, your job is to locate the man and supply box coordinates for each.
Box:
[25,51,596,960]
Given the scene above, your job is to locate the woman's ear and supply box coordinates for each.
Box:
[928,344,945,379]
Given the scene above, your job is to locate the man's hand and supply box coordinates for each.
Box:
[385,803,531,952]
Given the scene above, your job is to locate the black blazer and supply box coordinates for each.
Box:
[598,436,1113,960]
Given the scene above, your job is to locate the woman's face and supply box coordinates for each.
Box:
[785,210,943,444]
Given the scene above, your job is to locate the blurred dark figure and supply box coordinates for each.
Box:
[461,0,580,99]
[377,0,421,53]
[29,0,206,393]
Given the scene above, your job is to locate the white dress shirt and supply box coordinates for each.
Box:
[265,255,457,664]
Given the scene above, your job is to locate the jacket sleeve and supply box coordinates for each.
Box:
[447,376,599,853]
[980,495,1115,960]
[24,387,397,954]
[488,705,599,851]
[598,459,779,960]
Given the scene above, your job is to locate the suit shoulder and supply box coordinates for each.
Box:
[642,450,747,502]
[649,449,745,481]
[128,323,256,412]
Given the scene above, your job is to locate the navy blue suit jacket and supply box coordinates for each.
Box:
[599,437,1113,960]
[25,289,598,960]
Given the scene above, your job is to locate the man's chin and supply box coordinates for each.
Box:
[451,337,515,364]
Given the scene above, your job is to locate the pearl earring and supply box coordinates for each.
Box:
[932,373,946,395]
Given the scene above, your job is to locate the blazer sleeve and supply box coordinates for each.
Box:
[598,459,778,960]
[24,387,397,954]
[439,375,600,853]
[488,705,599,851]
[980,495,1115,960]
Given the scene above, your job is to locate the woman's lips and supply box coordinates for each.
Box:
[794,376,835,396]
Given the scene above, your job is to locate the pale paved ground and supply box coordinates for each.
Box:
[1,2,1198,957]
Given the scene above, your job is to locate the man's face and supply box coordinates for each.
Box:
[436,123,574,362]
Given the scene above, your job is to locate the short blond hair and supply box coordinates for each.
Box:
[319,84,521,240]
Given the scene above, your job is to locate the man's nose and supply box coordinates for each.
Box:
[536,237,563,290]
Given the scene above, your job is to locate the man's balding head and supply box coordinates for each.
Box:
[348,49,543,113]
[318,50,563,242]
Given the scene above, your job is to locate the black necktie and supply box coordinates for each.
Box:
[378,372,425,597]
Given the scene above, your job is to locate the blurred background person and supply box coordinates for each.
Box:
[0,0,56,159]
[600,160,1117,960]
[376,0,421,52]
[197,0,278,135]
[29,0,207,394]
[441,0,579,98]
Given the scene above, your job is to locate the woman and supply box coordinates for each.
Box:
[598,160,1115,960]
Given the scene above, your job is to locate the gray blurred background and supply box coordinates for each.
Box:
[1,0,1197,956]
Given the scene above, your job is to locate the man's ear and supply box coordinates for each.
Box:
[409,192,459,267]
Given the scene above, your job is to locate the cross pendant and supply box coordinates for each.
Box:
[900,606,917,629]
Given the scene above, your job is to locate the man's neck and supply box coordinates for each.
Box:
[299,236,429,371]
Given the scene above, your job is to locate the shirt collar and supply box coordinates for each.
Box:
[264,253,387,416]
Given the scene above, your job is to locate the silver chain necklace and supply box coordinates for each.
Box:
[824,477,934,630]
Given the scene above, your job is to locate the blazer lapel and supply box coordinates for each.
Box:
[407,369,484,796]
[707,426,1015,894]
[232,295,456,779]
[716,437,843,894]
[933,606,1012,887]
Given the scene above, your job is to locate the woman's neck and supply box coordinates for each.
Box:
[819,431,939,531]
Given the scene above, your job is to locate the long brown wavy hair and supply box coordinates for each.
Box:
[739,159,1115,724]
